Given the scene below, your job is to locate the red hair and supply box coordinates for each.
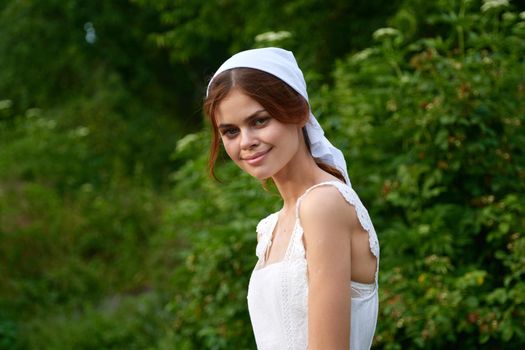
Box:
[204,68,344,183]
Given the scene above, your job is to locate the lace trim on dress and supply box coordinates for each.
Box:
[283,258,308,350]
[294,181,380,282]
[255,212,279,262]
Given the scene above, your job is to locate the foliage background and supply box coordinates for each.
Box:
[0,0,524,349]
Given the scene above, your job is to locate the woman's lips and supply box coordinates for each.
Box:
[243,148,271,165]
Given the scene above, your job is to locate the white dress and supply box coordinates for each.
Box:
[247,181,380,350]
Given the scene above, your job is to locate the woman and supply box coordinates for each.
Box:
[205,48,379,350]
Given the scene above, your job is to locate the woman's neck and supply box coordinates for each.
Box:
[272,146,336,212]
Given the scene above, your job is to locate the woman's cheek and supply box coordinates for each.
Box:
[222,141,238,161]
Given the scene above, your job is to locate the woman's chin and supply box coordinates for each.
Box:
[251,173,271,181]
[247,169,273,181]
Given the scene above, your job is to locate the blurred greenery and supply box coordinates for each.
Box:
[1,0,524,349]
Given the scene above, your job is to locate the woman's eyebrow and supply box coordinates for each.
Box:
[218,109,267,129]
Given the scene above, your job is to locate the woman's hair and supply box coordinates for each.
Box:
[204,67,345,183]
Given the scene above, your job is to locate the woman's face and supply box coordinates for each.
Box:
[215,88,303,180]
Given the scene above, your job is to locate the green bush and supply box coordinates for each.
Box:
[1,1,524,348]
[324,1,525,348]
[164,1,525,349]
[23,293,170,350]
[0,106,173,348]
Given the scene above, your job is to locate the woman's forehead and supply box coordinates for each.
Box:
[215,89,265,124]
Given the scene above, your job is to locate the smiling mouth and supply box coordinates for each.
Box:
[242,148,272,164]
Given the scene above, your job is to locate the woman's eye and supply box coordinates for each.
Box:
[221,128,239,138]
[253,117,270,126]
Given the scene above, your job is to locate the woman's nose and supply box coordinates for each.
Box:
[240,129,259,149]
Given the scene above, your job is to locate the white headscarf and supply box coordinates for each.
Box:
[207,47,351,186]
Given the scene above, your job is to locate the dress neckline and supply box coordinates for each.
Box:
[255,211,293,270]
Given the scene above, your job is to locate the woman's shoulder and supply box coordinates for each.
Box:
[297,180,359,213]
[297,182,354,227]
[298,180,380,258]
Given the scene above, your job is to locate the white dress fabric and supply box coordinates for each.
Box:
[247,181,380,350]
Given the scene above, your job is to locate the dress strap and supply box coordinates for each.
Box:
[294,180,380,282]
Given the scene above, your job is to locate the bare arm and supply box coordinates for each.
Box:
[299,186,354,350]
